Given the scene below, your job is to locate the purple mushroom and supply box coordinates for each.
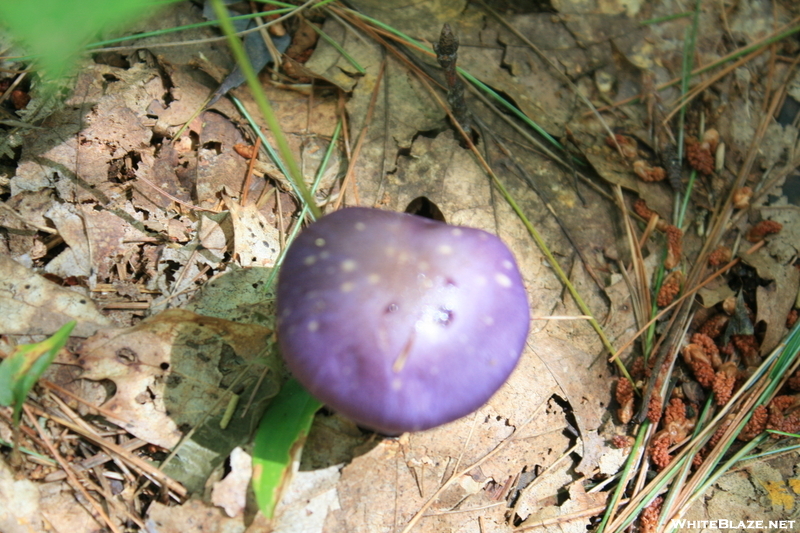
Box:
[276,207,529,434]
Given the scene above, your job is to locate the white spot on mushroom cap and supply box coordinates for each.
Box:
[392,378,402,391]
[437,244,453,255]
[315,238,326,247]
[355,222,366,231]
[368,273,380,284]
[341,259,357,272]
[340,281,355,293]
[482,315,495,326]
[451,228,463,236]
[418,261,429,271]
[502,260,514,270]
[307,320,319,332]
[303,255,316,266]
[495,273,512,288]
[319,251,330,259]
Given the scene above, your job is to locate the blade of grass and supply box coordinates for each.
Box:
[209,0,320,219]
[306,19,365,74]
[84,8,293,49]
[263,119,343,291]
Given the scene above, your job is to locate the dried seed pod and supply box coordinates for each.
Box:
[662,144,683,191]
[702,128,720,153]
[708,246,732,267]
[745,220,782,242]
[686,137,714,175]
[732,186,752,210]
[606,133,638,159]
[633,160,667,182]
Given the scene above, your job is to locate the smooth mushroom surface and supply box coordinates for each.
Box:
[276,207,529,434]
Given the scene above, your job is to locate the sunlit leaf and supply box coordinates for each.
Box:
[0,321,76,423]
[0,0,180,78]
[251,378,321,518]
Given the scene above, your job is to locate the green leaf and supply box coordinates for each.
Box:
[0,321,76,423]
[252,378,321,518]
[0,0,180,79]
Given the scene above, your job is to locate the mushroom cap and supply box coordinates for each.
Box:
[276,207,529,434]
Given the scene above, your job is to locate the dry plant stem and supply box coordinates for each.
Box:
[666,340,800,524]
[661,48,764,126]
[44,437,147,482]
[136,173,217,212]
[337,7,573,172]
[39,381,188,499]
[210,0,320,219]
[332,58,385,209]
[0,71,26,107]
[607,244,755,363]
[26,403,186,500]
[89,1,310,54]
[0,202,57,233]
[610,338,789,531]
[240,135,262,205]
[22,405,123,533]
[682,56,793,294]
[615,186,651,332]
[435,24,471,134]
[637,313,693,423]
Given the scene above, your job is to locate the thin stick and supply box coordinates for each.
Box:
[23,404,122,533]
[332,57,385,209]
[241,135,262,205]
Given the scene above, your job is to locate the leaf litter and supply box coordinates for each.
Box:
[1,0,800,532]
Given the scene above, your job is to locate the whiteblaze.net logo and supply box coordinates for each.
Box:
[669,519,796,530]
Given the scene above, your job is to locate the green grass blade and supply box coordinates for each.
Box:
[209,0,321,219]
[308,21,366,74]
[252,378,322,518]
[0,321,76,423]
[85,8,293,49]
[0,0,181,78]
